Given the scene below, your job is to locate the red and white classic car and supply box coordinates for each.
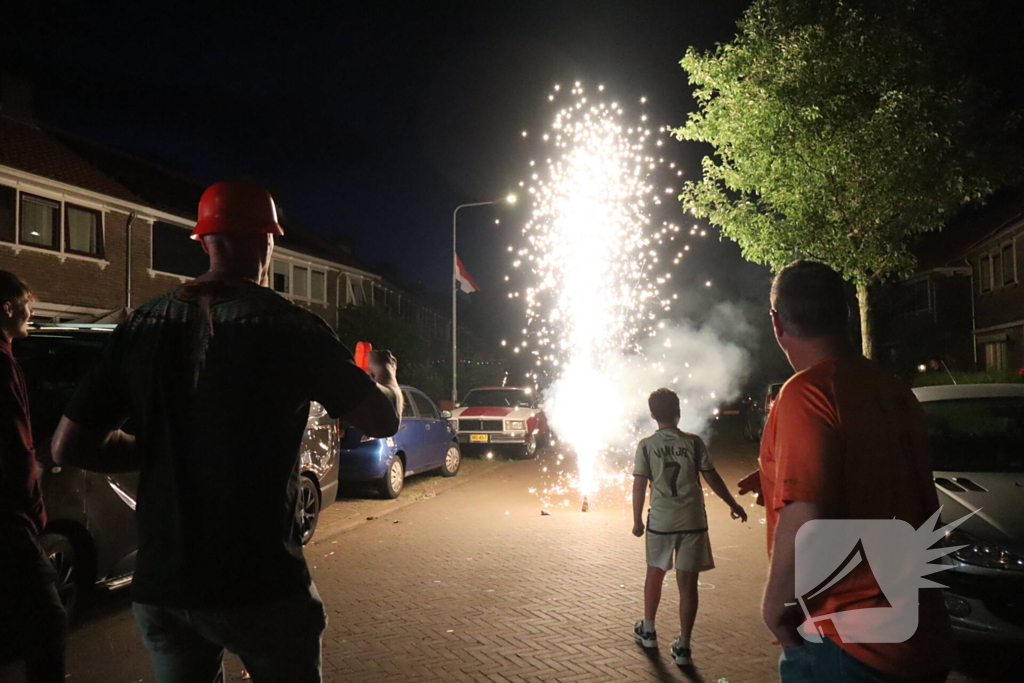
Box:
[450,387,549,459]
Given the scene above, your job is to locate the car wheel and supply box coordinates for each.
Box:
[38,532,79,619]
[440,443,461,477]
[378,456,404,499]
[297,476,321,546]
[520,436,538,460]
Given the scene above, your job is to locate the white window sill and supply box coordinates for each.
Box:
[0,241,109,268]
[147,269,191,283]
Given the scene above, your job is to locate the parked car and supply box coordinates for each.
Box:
[337,385,459,498]
[712,396,755,437]
[15,324,339,618]
[914,384,1024,642]
[449,386,549,459]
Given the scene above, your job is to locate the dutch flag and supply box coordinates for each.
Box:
[455,255,481,294]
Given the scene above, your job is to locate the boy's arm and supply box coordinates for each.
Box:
[631,475,648,536]
[701,469,748,523]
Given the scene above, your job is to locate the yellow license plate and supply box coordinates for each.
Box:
[469,434,489,443]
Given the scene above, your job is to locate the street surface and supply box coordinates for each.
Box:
[2,424,1017,682]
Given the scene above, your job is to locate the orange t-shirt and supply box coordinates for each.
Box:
[759,355,955,677]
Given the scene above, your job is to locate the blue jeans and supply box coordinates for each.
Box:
[779,637,948,683]
[133,583,327,683]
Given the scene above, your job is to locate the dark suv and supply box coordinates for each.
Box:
[16,325,340,618]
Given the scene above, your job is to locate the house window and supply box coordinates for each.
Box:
[1002,243,1017,285]
[293,266,309,298]
[980,255,992,292]
[19,194,60,250]
[993,252,1004,289]
[0,185,14,243]
[905,279,930,314]
[984,341,1008,371]
[65,204,103,257]
[347,275,370,306]
[152,221,207,277]
[311,270,326,302]
[272,260,290,293]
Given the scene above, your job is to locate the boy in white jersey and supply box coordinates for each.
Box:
[632,388,747,666]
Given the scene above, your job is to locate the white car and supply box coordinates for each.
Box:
[914,383,1024,643]
[450,387,549,459]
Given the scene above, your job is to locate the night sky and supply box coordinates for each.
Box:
[1,1,753,291]
[10,1,1018,389]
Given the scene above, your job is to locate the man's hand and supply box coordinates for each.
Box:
[763,600,804,648]
[729,501,748,523]
[632,521,645,537]
[368,349,397,385]
[737,469,764,506]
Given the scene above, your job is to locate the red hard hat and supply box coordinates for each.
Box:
[190,181,285,240]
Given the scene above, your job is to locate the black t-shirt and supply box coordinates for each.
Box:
[65,280,375,608]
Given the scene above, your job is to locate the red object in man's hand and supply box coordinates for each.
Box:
[354,342,373,374]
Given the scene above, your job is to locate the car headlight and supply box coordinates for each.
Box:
[947,530,1024,572]
[505,420,526,431]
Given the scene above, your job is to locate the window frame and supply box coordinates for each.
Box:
[292,265,309,298]
[310,269,327,302]
[980,254,993,293]
[19,192,61,251]
[63,203,105,258]
[0,184,15,244]
[1002,241,1017,286]
[272,259,291,294]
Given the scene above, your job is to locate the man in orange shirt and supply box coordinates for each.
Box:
[739,260,954,682]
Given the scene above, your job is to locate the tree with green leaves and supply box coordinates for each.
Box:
[675,0,1020,357]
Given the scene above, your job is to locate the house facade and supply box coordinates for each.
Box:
[0,113,447,339]
[878,194,1024,374]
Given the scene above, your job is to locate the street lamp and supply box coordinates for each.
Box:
[452,194,516,403]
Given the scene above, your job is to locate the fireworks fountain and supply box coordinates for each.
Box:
[507,83,750,510]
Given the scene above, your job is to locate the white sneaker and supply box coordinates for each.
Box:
[632,620,657,648]
[671,640,692,666]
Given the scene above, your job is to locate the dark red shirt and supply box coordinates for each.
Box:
[0,337,45,535]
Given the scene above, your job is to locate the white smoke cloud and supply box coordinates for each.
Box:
[543,302,753,469]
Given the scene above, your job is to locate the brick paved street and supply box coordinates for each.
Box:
[4,427,1018,682]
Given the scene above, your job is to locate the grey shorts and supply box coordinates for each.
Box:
[645,530,715,572]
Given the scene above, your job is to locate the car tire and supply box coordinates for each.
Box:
[519,436,538,460]
[378,456,404,499]
[38,532,80,620]
[297,476,321,546]
[440,443,461,477]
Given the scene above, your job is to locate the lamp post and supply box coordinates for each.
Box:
[452,195,516,403]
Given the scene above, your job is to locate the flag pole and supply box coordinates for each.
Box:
[451,196,516,404]
[452,202,493,403]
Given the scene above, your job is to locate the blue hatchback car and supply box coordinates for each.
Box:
[337,385,460,498]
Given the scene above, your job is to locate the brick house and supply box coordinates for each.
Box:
[0,113,447,339]
[877,192,1024,374]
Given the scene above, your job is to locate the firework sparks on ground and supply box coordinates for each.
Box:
[510,83,689,501]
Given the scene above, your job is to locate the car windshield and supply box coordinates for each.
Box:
[463,389,533,408]
[920,397,1024,473]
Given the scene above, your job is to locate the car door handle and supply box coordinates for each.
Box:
[400,424,408,430]
[425,424,431,430]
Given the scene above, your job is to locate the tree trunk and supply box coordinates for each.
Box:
[856,281,874,359]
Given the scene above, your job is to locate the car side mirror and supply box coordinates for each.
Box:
[440,410,452,419]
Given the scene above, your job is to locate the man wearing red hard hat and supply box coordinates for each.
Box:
[52,181,403,682]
